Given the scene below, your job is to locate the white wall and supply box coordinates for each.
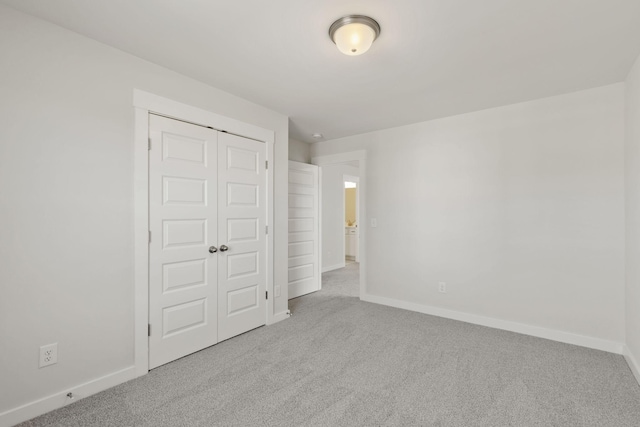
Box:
[312,84,626,346]
[289,138,311,163]
[625,53,640,380]
[319,164,359,271]
[0,5,289,417]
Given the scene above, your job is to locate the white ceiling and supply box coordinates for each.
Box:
[3,0,640,143]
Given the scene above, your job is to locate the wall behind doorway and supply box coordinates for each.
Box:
[289,138,311,163]
[624,52,640,380]
[345,187,357,225]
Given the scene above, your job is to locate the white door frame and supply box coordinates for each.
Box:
[312,151,367,300]
[133,90,275,377]
[343,175,360,262]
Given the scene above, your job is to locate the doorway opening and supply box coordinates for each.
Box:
[312,151,367,300]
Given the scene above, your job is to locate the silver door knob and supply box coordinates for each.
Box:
[219,245,229,252]
[209,246,217,253]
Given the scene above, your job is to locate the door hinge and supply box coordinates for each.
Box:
[266,291,268,300]
[148,138,151,150]
[148,230,151,243]
[265,225,268,235]
[265,160,268,170]
[148,324,151,337]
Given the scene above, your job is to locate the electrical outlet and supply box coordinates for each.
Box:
[39,343,58,368]
[275,285,281,297]
[438,282,447,293]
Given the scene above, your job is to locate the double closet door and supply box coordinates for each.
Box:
[148,114,267,369]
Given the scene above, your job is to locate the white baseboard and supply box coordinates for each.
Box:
[322,262,345,273]
[0,366,135,427]
[623,346,640,387]
[268,310,291,325]
[361,293,624,354]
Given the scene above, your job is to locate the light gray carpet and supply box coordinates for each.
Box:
[21,263,640,426]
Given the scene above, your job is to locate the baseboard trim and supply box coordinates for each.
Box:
[623,346,640,387]
[361,293,624,354]
[0,366,135,427]
[268,310,291,325]
[322,262,345,273]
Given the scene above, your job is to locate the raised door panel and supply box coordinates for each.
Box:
[163,258,207,293]
[163,177,207,206]
[162,133,207,165]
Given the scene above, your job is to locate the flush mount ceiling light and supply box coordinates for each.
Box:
[329,15,381,56]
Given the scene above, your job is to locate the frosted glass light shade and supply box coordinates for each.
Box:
[329,15,380,56]
[334,23,376,56]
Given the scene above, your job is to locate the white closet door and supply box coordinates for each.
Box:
[288,161,320,299]
[217,132,267,341]
[148,115,219,369]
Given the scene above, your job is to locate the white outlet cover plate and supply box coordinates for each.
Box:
[39,343,58,368]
